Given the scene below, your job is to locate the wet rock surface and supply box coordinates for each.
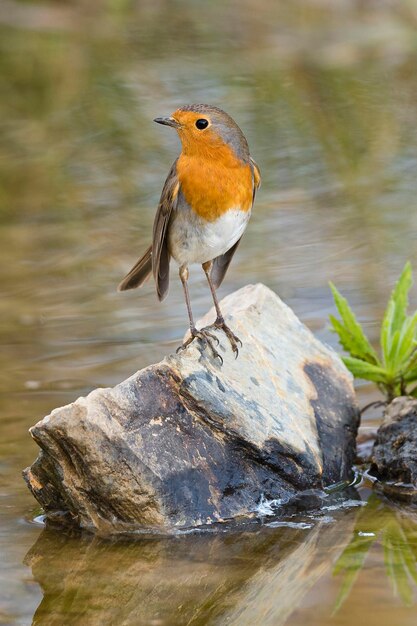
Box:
[370,397,417,501]
[24,283,359,534]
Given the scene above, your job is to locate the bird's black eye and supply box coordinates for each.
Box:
[195,118,209,130]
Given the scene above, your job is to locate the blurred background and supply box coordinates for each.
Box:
[1,1,417,624]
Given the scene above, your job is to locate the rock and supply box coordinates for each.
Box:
[24,283,359,534]
[370,397,417,501]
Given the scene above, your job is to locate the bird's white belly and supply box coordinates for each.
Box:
[168,207,250,266]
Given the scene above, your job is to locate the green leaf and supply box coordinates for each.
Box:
[390,262,413,335]
[381,262,413,365]
[329,283,379,364]
[392,312,417,370]
[342,356,389,384]
[381,300,395,367]
[329,315,361,357]
[401,365,417,384]
[388,329,401,367]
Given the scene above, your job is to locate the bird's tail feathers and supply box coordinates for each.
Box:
[118,245,152,291]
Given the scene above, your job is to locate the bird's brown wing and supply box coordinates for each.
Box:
[118,159,179,298]
[211,157,261,289]
[152,159,180,301]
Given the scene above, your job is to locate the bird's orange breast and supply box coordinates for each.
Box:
[176,143,253,222]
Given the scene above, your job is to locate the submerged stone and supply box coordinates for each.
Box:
[24,284,359,534]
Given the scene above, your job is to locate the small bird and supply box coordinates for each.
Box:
[118,104,261,361]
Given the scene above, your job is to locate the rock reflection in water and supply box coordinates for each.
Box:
[26,514,355,626]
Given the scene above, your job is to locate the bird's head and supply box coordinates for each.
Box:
[154,104,250,162]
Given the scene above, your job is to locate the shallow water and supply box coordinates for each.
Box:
[1,1,417,624]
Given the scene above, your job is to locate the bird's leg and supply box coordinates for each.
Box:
[202,261,242,358]
[176,264,222,362]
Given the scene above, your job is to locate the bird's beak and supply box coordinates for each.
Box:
[154,116,181,129]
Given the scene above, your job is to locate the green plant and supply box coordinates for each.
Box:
[330,262,417,401]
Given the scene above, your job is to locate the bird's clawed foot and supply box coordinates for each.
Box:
[176,319,241,363]
[212,317,242,358]
[177,327,223,364]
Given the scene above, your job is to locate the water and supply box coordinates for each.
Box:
[1,1,417,624]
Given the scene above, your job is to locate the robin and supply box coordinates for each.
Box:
[118,104,261,362]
